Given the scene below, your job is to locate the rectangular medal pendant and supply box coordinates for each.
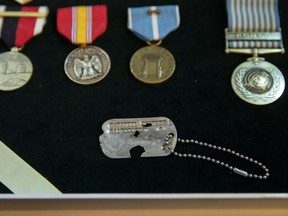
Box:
[99,117,177,158]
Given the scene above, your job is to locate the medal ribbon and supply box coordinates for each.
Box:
[0,5,48,48]
[226,0,283,49]
[57,5,107,45]
[128,5,180,42]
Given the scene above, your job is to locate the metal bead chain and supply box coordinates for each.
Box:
[165,134,269,179]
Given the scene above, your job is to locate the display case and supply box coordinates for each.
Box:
[0,0,287,199]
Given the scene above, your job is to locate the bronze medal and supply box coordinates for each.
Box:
[130,45,176,84]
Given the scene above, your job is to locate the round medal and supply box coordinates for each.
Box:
[64,46,111,85]
[130,45,176,84]
[0,51,33,91]
[231,59,285,105]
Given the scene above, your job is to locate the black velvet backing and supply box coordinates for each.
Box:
[0,0,288,194]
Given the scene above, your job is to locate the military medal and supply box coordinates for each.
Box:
[128,5,180,84]
[57,5,110,85]
[225,0,285,105]
[100,117,269,179]
[0,6,48,91]
[15,0,33,5]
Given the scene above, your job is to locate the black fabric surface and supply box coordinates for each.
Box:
[0,0,288,194]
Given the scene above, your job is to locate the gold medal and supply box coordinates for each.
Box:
[130,44,176,84]
[128,6,180,84]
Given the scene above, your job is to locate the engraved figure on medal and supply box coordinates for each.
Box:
[73,55,103,80]
[243,68,273,94]
[64,46,111,85]
[142,54,163,78]
[0,51,33,91]
[130,45,176,84]
[231,59,285,105]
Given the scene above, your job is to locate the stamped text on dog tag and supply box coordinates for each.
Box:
[99,117,178,158]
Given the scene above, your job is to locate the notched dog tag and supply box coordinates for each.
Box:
[99,117,177,158]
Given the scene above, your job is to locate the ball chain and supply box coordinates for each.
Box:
[165,134,269,179]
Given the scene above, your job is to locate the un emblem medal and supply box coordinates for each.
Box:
[231,59,285,105]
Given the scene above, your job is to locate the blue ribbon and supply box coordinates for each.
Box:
[128,5,180,42]
[226,0,283,49]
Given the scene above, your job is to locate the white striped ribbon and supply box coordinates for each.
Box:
[71,7,77,44]
[0,5,6,38]
[87,6,92,44]
[71,6,93,44]
[33,6,49,37]
[128,5,180,42]
[226,0,283,49]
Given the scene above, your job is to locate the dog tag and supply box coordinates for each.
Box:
[99,116,270,179]
[99,117,177,158]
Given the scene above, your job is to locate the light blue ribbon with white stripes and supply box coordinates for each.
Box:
[128,5,180,42]
[226,0,283,49]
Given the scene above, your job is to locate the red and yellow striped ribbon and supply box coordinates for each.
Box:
[57,5,107,45]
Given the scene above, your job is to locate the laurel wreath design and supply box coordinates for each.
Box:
[235,67,282,102]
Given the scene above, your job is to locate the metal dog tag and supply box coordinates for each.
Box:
[99,117,177,158]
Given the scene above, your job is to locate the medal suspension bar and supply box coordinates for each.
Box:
[225,28,285,55]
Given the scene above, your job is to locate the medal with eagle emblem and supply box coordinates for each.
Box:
[64,46,110,85]
[57,5,110,85]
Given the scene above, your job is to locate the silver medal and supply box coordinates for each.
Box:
[231,58,285,105]
[64,46,111,85]
[0,50,33,91]
[99,117,177,158]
